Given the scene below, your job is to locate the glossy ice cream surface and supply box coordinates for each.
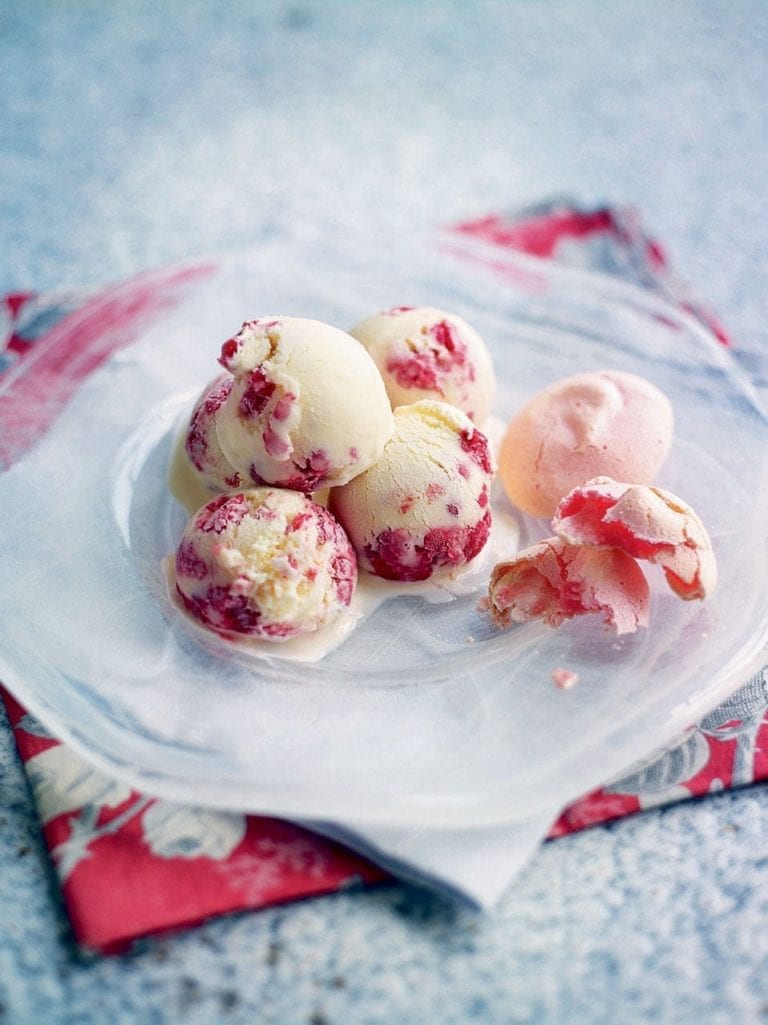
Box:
[350,306,496,423]
[217,317,394,492]
[330,400,495,582]
[174,489,357,640]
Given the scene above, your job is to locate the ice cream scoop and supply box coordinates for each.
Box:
[183,374,243,493]
[488,538,650,635]
[329,400,494,582]
[498,370,674,517]
[350,306,496,423]
[217,317,394,492]
[174,489,357,639]
[552,476,717,600]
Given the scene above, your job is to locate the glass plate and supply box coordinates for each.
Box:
[2,229,767,828]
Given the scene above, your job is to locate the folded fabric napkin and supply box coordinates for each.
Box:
[2,200,766,953]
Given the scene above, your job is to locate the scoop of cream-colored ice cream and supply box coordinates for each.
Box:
[183,374,243,493]
[329,400,495,582]
[216,317,394,492]
[350,306,496,423]
[174,488,357,639]
[498,370,674,518]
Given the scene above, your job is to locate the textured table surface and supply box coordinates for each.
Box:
[2,2,768,1022]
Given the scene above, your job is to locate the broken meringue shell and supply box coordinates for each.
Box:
[488,537,650,635]
[552,477,716,600]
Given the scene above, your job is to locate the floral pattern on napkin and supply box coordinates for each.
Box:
[549,668,768,835]
[2,200,764,952]
[3,690,386,954]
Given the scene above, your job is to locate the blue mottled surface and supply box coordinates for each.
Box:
[1,2,767,1022]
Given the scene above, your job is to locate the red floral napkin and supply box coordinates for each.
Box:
[2,200,765,953]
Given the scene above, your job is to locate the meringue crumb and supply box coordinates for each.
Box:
[465,635,475,644]
[551,667,579,690]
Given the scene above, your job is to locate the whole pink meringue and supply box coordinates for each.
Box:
[498,370,673,518]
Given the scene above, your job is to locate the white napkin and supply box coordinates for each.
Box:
[307,811,560,907]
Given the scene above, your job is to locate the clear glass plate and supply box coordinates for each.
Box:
[2,228,767,827]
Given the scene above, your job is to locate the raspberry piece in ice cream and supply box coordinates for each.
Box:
[350,306,496,423]
[329,400,495,582]
[174,488,357,640]
[215,317,393,492]
[552,477,717,600]
[488,538,650,635]
[184,374,243,492]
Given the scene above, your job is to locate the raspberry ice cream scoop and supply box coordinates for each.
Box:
[174,489,357,640]
[498,370,674,517]
[488,538,650,635]
[552,477,717,600]
[350,306,496,423]
[183,374,243,493]
[329,400,494,582]
[217,317,394,492]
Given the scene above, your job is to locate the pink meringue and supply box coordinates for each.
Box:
[552,476,717,600]
[488,537,650,635]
